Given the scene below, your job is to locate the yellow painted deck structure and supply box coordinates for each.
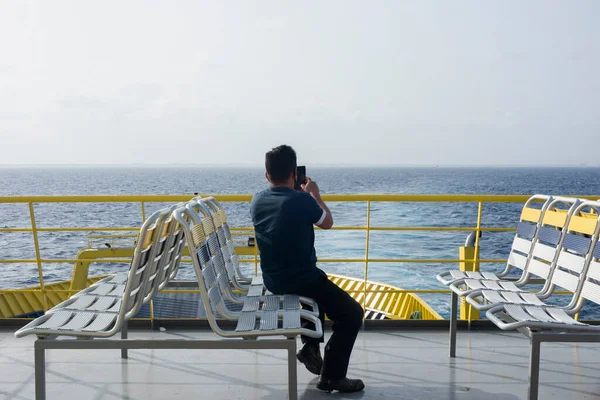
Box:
[0,244,441,320]
[328,274,441,320]
[0,276,105,318]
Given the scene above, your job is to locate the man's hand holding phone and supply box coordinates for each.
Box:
[301,177,320,197]
[295,165,332,228]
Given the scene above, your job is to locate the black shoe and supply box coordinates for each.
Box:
[296,343,323,375]
[317,377,365,393]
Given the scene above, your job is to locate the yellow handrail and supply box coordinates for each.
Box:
[1,194,599,203]
[1,193,598,321]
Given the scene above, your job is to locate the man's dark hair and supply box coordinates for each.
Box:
[265,145,297,183]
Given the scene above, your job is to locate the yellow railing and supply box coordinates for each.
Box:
[1,194,598,320]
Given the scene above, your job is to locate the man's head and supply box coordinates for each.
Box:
[265,145,297,186]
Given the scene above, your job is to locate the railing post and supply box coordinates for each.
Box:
[362,201,371,323]
[29,202,48,313]
[460,202,483,321]
[458,201,483,324]
[458,246,480,320]
[69,250,93,293]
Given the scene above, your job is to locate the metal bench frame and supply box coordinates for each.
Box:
[23,200,317,400]
[484,200,600,400]
[33,336,299,400]
[447,196,582,357]
[526,330,600,400]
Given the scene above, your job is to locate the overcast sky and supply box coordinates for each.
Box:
[1,1,598,166]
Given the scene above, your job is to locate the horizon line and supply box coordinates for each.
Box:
[0,163,598,169]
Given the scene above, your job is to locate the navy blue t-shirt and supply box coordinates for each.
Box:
[250,186,327,293]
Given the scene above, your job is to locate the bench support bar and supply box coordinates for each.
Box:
[449,292,458,357]
[120,321,128,359]
[526,331,600,400]
[35,340,46,400]
[34,337,297,400]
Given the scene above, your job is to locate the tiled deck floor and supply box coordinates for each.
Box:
[1,327,600,400]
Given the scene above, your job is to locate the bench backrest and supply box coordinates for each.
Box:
[549,202,600,292]
[523,197,581,292]
[121,207,173,321]
[503,195,553,279]
[173,205,234,335]
[162,216,186,286]
[577,239,600,309]
[550,201,600,311]
[145,203,186,298]
[177,204,235,314]
[200,197,251,284]
[187,199,238,282]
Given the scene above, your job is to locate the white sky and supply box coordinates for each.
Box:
[1,0,598,166]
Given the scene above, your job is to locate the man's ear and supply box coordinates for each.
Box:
[265,172,271,183]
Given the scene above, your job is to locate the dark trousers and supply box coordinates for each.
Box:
[286,275,364,379]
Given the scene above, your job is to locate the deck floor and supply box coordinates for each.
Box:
[1,327,600,400]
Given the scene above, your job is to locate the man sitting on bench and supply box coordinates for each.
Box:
[250,145,365,393]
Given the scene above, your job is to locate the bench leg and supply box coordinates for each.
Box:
[287,339,298,400]
[528,334,541,400]
[449,291,458,358]
[35,340,46,400]
[121,321,128,359]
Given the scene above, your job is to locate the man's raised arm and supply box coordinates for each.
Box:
[302,177,334,229]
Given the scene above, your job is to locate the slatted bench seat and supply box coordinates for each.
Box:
[485,200,600,400]
[439,196,581,357]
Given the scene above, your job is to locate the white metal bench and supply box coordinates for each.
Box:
[15,207,175,339]
[15,206,180,399]
[173,203,323,399]
[486,200,600,400]
[439,196,583,356]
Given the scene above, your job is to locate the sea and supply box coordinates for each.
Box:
[2,166,600,319]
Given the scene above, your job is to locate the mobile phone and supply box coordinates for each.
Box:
[295,166,306,191]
